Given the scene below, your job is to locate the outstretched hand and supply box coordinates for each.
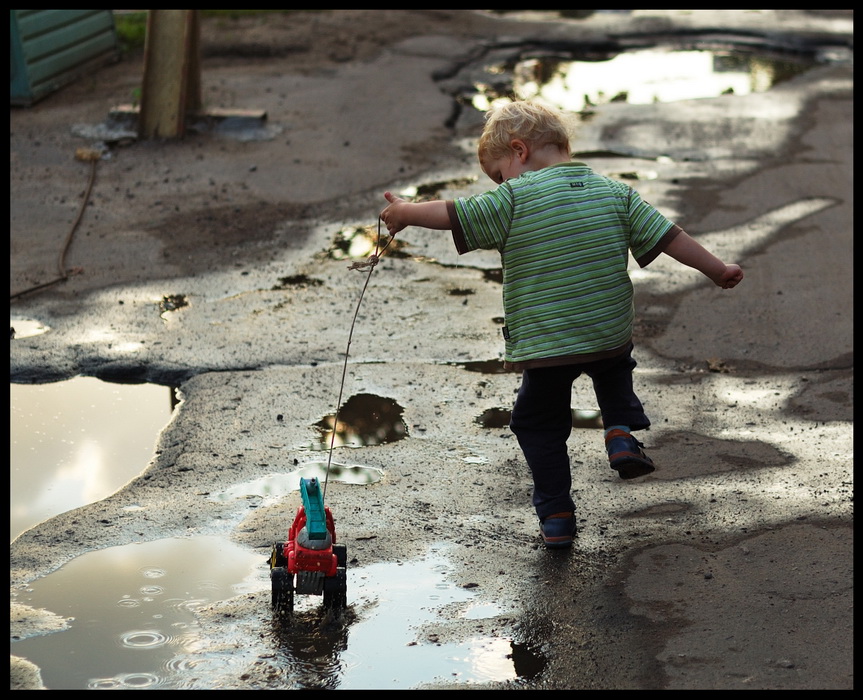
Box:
[380,191,407,235]
[718,264,744,289]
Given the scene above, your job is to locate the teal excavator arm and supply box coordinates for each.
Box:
[299,477,329,541]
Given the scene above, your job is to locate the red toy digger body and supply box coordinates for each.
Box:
[269,476,347,614]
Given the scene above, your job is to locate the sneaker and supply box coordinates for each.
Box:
[540,512,576,549]
[605,429,655,479]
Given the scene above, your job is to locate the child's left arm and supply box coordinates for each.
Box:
[663,230,743,289]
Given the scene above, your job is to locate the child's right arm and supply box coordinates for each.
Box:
[663,230,743,289]
[380,191,452,235]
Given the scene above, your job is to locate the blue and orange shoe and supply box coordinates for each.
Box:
[605,429,655,480]
[539,512,576,549]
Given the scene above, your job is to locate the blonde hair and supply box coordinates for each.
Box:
[478,100,570,162]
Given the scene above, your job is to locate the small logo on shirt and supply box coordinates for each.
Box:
[570,182,585,188]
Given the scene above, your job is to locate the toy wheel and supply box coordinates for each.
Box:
[333,543,347,567]
[323,567,347,610]
[270,542,287,569]
[271,566,294,614]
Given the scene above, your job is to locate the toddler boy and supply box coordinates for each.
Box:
[380,100,743,548]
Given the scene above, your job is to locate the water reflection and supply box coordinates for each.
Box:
[10,378,175,541]
[13,538,545,689]
[475,407,603,430]
[210,461,383,504]
[10,536,263,690]
[10,318,50,338]
[326,225,410,261]
[313,393,408,450]
[473,47,813,112]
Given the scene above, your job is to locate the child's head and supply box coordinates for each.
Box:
[477,100,570,165]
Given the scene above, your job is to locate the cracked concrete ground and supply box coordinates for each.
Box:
[10,10,852,690]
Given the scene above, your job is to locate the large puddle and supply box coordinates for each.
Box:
[10,380,540,688]
[11,539,543,689]
[470,45,816,112]
[10,377,175,541]
[11,536,263,689]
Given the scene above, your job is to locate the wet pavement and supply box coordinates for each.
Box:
[10,10,853,690]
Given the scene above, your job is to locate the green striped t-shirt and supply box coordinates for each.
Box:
[447,162,679,370]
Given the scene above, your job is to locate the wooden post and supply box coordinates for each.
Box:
[138,10,201,138]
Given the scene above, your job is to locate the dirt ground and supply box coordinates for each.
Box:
[10,10,853,690]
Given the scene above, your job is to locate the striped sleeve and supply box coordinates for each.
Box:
[626,188,678,266]
[451,184,515,253]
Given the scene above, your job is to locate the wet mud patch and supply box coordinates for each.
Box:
[270,274,324,290]
[149,201,315,275]
[159,294,189,314]
[454,359,511,374]
[646,432,792,479]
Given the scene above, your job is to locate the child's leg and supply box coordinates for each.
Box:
[510,365,579,519]
[586,345,650,431]
[587,345,655,479]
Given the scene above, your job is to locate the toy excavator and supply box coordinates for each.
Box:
[268,225,393,617]
[269,476,347,615]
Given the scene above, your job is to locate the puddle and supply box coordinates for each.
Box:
[71,113,283,145]
[12,540,544,689]
[482,269,503,284]
[10,377,176,541]
[276,543,545,689]
[324,225,410,262]
[472,46,815,113]
[461,601,503,619]
[397,177,478,201]
[209,461,383,505]
[159,293,189,320]
[475,407,512,429]
[10,318,51,339]
[190,115,284,142]
[311,393,408,450]
[456,359,511,374]
[476,407,603,430]
[11,536,264,690]
[572,408,604,429]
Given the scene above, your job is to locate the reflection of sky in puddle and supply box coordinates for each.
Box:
[10,378,174,541]
[461,601,503,619]
[474,48,811,112]
[326,543,525,689]
[13,539,533,689]
[10,318,50,338]
[328,224,407,260]
[210,461,383,504]
[11,536,263,690]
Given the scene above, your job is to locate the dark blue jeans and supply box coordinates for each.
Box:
[509,345,650,520]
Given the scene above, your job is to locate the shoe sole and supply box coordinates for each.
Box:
[612,458,655,480]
